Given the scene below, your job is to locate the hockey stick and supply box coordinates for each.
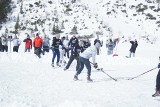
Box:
[98,68,117,81]
[90,62,117,81]
[127,67,157,80]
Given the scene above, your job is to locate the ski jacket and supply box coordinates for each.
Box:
[71,44,84,56]
[106,41,115,50]
[63,39,69,49]
[130,41,138,53]
[33,37,43,48]
[43,38,50,47]
[1,36,8,46]
[80,46,97,63]
[94,39,102,46]
[83,41,91,49]
[23,38,32,49]
[51,38,63,49]
[68,37,78,49]
[12,38,21,46]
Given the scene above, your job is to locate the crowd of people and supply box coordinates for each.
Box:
[1,32,160,97]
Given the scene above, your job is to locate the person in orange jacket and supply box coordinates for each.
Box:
[33,33,43,58]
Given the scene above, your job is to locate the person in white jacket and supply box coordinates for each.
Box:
[12,35,21,52]
[74,42,101,81]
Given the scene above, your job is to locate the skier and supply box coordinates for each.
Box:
[73,42,101,82]
[12,35,21,52]
[23,34,32,52]
[63,35,70,59]
[129,39,138,58]
[64,40,84,71]
[152,62,160,97]
[106,39,115,55]
[51,34,63,67]
[33,33,43,58]
[42,35,50,54]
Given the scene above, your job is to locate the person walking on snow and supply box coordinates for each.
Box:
[51,34,63,67]
[23,34,32,52]
[152,62,160,97]
[129,39,138,58]
[33,33,43,58]
[73,42,101,82]
[12,35,21,52]
[106,39,115,55]
[42,35,50,54]
[64,40,84,71]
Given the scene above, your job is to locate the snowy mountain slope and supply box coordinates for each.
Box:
[0,0,159,41]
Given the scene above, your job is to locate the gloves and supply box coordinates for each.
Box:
[93,63,98,68]
[158,63,160,68]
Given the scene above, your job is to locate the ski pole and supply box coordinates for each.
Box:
[90,62,117,81]
[128,67,157,80]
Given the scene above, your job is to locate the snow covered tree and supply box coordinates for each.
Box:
[0,0,12,23]
[14,14,20,34]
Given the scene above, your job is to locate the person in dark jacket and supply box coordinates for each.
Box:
[83,37,91,50]
[129,39,138,58]
[51,34,63,67]
[152,62,160,97]
[23,34,32,52]
[64,41,84,71]
[68,35,78,49]
[94,36,102,55]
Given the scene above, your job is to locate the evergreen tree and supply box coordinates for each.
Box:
[0,0,12,23]
[14,14,20,34]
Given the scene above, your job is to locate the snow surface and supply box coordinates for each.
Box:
[0,38,160,107]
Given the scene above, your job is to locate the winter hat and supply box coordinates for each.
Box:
[94,42,101,49]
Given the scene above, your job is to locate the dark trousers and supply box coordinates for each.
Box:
[65,55,79,71]
[1,45,8,52]
[25,48,31,52]
[64,48,70,58]
[76,57,91,77]
[52,49,60,64]
[156,69,160,91]
[34,47,42,58]
[43,46,49,53]
[13,46,19,52]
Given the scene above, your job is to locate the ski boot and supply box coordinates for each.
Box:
[51,64,54,67]
[73,75,79,81]
[87,76,93,82]
[152,91,160,97]
[56,63,61,67]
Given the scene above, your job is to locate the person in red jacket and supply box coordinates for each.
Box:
[23,34,32,52]
[33,33,43,58]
